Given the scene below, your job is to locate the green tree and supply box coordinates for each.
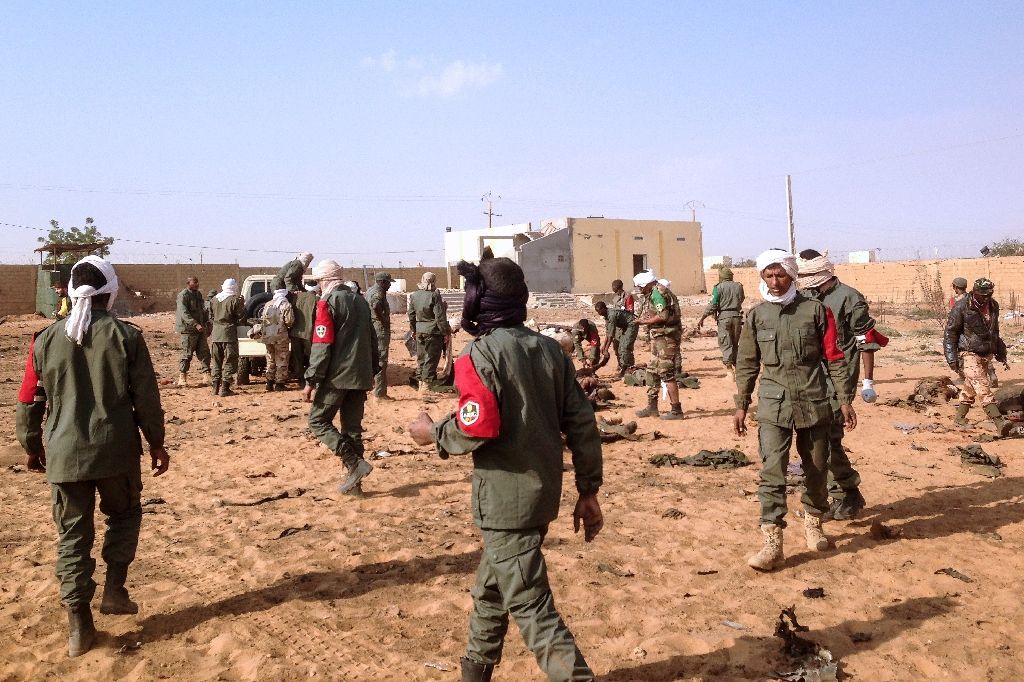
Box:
[982,238,1024,258]
[37,217,114,264]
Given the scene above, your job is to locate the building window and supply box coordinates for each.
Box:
[633,236,644,241]
[557,255,565,262]
[676,236,686,241]
[632,254,648,274]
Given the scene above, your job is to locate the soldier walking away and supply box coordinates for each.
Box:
[261,277,295,391]
[797,249,889,521]
[209,278,246,396]
[697,266,745,374]
[945,277,1010,434]
[289,286,317,388]
[277,252,314,292]
[594,301,636,376]
[367,271,395,400]
[303,260,379,496]
[175,276,211,387]
[632,270,684,420]
[407,251,603,682]
[408,271,451,392]
[949,277,968,309]
[734,249,856,571]
[16,256,168,658]
[53,282,72,320]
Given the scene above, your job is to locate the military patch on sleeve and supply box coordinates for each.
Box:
[453,354,500,438]
[312,299,334,344]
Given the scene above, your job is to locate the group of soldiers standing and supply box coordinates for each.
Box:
[14,245,1020,681]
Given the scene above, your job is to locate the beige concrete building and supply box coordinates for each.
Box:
[519,217,705,294]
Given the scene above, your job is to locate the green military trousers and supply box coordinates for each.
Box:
[717,317,742,367]
[415,333,444,384]
[465,527,593,681]
[757,421,830,527]
[373,326,390,397]
[289,337,312,386]
[210,341,239,387]
[308,386,366,468]
[178,333,211,374]
[826,409,862,500]
[50,474,142,608]
[615,324,638,371]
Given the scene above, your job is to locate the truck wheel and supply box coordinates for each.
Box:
[237,357,251,385]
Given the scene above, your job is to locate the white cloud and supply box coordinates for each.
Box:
[361,51,503,97]
[416,60,504,97]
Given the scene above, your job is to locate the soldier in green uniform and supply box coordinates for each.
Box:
[797,250,888,520]
[367,271,395,400]
[697,266,745,373]
[408,252,603,682]
[16,256,168,658]
[175,276,211,387]
[408,271,451,391]
[572,318,601,368]
[303,260,379,496]
[209,278,246,396]
[594,300,636,375]
[289,287,317,388]
[632,270,684,420]
[950,277,968,309]
[277,252,313,292]
[734,249,856,571]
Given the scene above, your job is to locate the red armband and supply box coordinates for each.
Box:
[454,354,500,438]
[312,299,334,344]
[822,308,845,362]
[17,336,42,404]
[624,294,635,313]
[587,330,600,347]
[863,327,889,348]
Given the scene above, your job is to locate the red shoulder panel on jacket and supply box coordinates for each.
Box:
[822,308,845,362]
[864,327,889,348]
[312,299,335,344]
[454,354,500,438]
[17,335,41,404]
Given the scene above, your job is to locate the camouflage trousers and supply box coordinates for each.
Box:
[646,332,681,400]
[264,338,291,383]
[959,352,995,407]
[465,527,593,680]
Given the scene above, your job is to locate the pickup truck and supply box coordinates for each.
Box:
[235,274,317,384]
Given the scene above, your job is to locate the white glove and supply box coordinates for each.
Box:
[861,378,877,403]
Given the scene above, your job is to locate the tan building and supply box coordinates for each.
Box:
[519,217,705,294]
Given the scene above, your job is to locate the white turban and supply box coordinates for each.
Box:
[657,278,671,289]
[312,259,345,295]
[215,278,239,302]
[796,251,835,290]
[755,249,798,305]
[632,270,657,288]
[297,252,313,267]
[64,256,119,345]
[418,271,437,291]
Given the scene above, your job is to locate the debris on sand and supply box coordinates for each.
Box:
[870,520,903,541]
[770,606,839,682]
[802,587,825,599]
[884,377,958,411]
[662,508,686,519]
[935,567,973,583]
[598,563,634,578]
[949,445,1004,478]
[649,449,750,469]
[276,523,312,539]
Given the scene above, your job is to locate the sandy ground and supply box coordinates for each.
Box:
[1,303,1023,681]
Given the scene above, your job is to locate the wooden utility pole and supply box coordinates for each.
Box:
[785,174,796,254]
[482,191,502,229]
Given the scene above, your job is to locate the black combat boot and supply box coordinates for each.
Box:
[827,489,866,521]
[219,383,234,397]
[660,403,684,420]
[274,382,288,391]
[635,397,660,418]
[212,380,220,395]
[67,605,96,658]
[265,380,275,392]
[100,562,138,614]
[460,657,494,682]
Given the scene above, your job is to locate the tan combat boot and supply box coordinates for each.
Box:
[984,404,1013,437]
[747,523,784,571]
[176,372,188,387]
[953,403,971,427]
[804,513,829,551]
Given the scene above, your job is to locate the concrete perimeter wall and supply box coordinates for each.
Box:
[704,257,1024,306]
[0,264,458,316]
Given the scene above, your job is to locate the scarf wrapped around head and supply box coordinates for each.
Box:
[312,259,345,296]
[755,249,798,305]
[64,255,119,345]
[297,252,313,267]
[718,266,733,281]
[215,278,239,302]
[417,272,437,291]
[796,251,835,290]
[633,270,657,288]
[458,256,529,336]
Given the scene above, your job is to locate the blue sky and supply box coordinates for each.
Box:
[1,2,1021,266]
